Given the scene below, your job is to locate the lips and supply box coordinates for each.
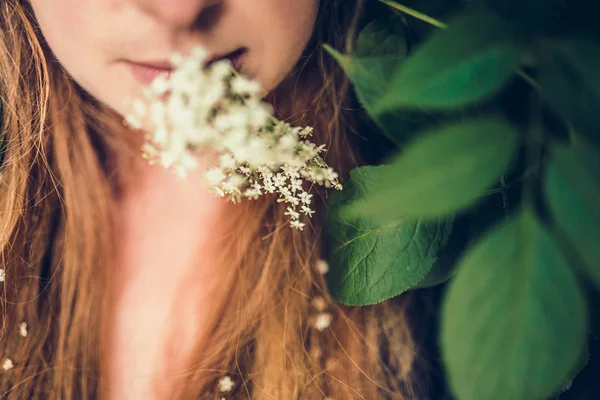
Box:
[128,47,247,85]
[207,47,247,71]
[128,62,173,85]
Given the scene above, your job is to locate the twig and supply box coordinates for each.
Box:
[379,0,447,29]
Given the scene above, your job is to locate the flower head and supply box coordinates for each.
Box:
[314,312,333,332]
[315,259,329,275]
[311,296,328,312]
[2,358,13,371]
[19,322,28,338]
[218,375,235,392]
[124,46,342,229]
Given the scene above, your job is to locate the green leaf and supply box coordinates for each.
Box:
[587,287,600,341]
[325,166,453,306]
[325,46,402,118]
[349,118,518,219]
[412,215,472,289]
[373,12,520,114]
[327,17,457,146]
[544,144,600,289]
[442,209,587,400]
[356,14,408,57]
[539,39,600,147]
[325,47,418,145]
[556,340,590,396]
[412,256,456,289]
[326,14,408,116]
[324,44,411,145]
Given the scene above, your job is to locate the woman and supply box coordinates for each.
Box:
[0,0,432,398]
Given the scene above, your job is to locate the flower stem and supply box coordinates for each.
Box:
[378,0,447,29]
[516,70,540,91]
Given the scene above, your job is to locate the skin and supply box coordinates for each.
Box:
[29,0,319,398]
[30,0,318,115]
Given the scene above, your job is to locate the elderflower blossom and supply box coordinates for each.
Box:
[315,259,329,275]
[124,46,342,229]
[2,358,13,371]
[311,296,328,312]
[19,322,28,337]
[218,375,235,392]
[314,312,333,332]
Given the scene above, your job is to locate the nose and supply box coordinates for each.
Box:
[133,0,222,28]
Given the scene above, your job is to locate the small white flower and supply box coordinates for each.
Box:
[231,75,262,96]
[277,134,297,153]
[299,127,314,137]
[263,181,276,193]
[150,75,170,96]
[123,113,143,130]
[169,52,184,66]
[272,173,287,188]
[301,205,315,217]
[314,312,333,332]
[2,358,13,371]
[219,153,237,170]
[204,168,227,186]
[290,220,306,230]
[311,296,327,312]
[286,194,300,207]
[281,164,301,179]
[284,207,300,220]
[298,191,313,205]
[131,98,147,119]
[290,179,303,193]
[0,269,5,282]
[218,375,235,392]
[19,322,27,338]
[315,259,329,275]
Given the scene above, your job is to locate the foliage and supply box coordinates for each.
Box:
[324,0,600,399]
[326,166,453,305]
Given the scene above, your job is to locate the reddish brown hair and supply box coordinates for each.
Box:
[0,1,421,398]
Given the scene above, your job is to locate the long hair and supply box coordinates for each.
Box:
[0,0,423,398]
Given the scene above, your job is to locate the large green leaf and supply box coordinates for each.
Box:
[356,14,408,58]
[326,166,453,306]
[539,39,600,147]
[325,46,401,118]
[325,14,408,116]
[325,34,412,145]
[373,12,520,114]
[556,340,590,397]
[349,118,519,220]
[326,45,444,146]
[442,210,587,400]
[412,213,473,289]
[325,47,417,145]
[544,144,600,289]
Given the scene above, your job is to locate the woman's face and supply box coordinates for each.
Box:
[29,0,319,117]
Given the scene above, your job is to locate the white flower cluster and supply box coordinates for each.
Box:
[124,47,342,229]
[218,375,235,393]
[19,322,28,338]
[2,358,13,371]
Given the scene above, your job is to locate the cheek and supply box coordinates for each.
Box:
[31,0,94,84]
[249,0,319,91]
[31,0,87,56]
[30,0,128,115]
